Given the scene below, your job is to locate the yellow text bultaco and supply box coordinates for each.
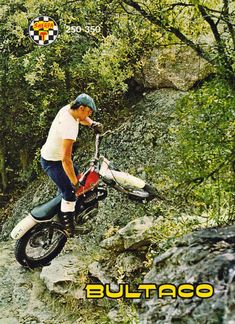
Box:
[85,283,214,299]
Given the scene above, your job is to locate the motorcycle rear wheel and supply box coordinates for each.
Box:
[15,222,67,269]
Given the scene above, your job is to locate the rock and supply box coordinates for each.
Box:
[136,45,213,91]
[88,252,143,288]
[0,241,58,323]
[0,318,18,324]
[88,261,119,291]
[107,308,121,323]
[40,255,85,299]
[100,233,124,252]
[175,225,235,247]
[88,249,144,287]
[115,252,143,274]
[100,216,154,252]
[139,224,235,323]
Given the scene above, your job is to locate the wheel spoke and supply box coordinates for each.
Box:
[25,226,65,260]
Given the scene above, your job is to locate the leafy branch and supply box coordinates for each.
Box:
[222,0,235,49]
[121,0,235,85]
[121,0,214,63]
[186,152,235,195]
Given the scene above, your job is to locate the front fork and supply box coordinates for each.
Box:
[46,224,55,246]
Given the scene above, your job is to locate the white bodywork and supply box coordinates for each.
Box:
[11,214,37,240]
[99,157,145,189]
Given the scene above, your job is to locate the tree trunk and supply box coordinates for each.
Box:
[19,148,29,175]
[0,146,7,192]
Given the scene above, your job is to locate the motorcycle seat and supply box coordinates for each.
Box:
[31,195,62,221]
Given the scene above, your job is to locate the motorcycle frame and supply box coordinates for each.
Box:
[11,134,148,240]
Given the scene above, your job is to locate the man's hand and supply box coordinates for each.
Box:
[61,139,78,185]
[73,180,81,192]
[91,122,104,134]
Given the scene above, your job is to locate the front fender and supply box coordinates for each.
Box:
[10,214,38,240]
[103,169,145,189]
[99,157,145,189]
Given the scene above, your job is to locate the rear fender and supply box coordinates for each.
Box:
[10,214,38,240]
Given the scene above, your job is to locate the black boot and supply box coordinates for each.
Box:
[59,211,75,237]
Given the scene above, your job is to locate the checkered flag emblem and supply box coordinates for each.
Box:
[29,16,59,46]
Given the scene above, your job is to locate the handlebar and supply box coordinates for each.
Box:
[94,133,100,160]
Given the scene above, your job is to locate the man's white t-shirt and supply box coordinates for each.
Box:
[41,105,79,161]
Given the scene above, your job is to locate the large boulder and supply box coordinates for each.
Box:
[100,216,154,252]
[88,252,144,288]
[40,254,85,300]
[137,45,213,91]
[88,261,119,291]
[139,224,235,323]
[88,217,154,286]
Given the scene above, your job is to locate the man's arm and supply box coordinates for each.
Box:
[79,117,93,126]
[61,139,78,186]
[80,117,104,134]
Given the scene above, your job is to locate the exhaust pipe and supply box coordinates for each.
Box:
[11,214,37,240]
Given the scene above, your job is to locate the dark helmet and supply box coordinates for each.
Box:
[72,93,97,112]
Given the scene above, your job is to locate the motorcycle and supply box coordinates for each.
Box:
[11,134,158,269]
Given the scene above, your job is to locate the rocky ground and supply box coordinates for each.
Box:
[0,237,112,324]
[2,219,235,323]
[0,240,59,324]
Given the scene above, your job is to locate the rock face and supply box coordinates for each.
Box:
[137,45,213,91]
[139,225,235,323]
[100,216,154,252]
[88,217,154,289]
[0,241,59,323]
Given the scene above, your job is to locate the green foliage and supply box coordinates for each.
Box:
[174,79,234,180]
[164,78,235,222]
[122,0,235,85]
[80,35,134,95]
[0,0,234,200]
[0,0,162,190]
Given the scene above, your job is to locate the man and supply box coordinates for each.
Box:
[40,93,103,236]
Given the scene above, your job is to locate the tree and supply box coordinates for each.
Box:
[121,0,235,87]
[0,0,234,194]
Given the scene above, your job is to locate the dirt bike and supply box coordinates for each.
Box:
[11,134,158,269]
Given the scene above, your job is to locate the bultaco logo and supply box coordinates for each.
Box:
[29,16,59,46]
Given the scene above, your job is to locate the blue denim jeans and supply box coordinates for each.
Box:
[40,156,79,202]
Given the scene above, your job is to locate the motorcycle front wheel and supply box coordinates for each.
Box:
[15,222,67,269]
[127,184,162,202]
